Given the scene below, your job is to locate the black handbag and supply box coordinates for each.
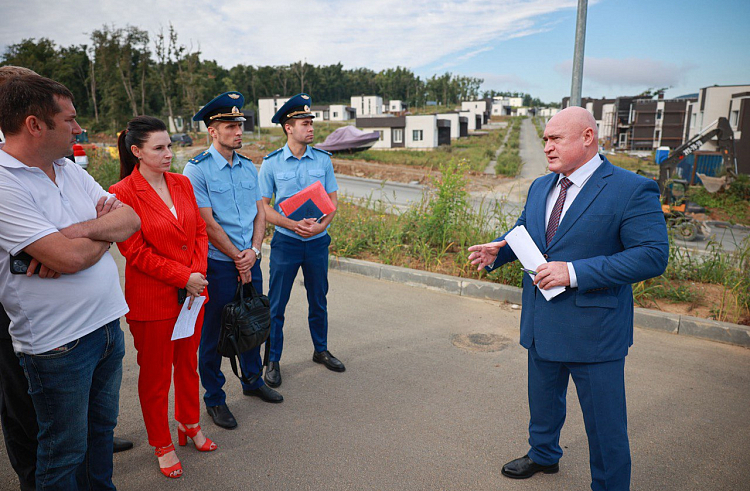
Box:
[218,282,271,385]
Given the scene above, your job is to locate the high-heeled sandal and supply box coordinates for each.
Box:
[178,424,217,452]
[155,443,182,479]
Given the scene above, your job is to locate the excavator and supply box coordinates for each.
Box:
[654,117,737,241]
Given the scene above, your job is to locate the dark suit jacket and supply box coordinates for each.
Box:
[489,156,669,363]
[109,168,208,322]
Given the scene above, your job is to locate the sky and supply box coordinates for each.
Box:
[1,0,749,104]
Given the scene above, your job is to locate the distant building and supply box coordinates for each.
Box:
[563,95,695,152]
[258,96,289,128]
[311,104,355,122]
[537,107,560,119]
[436,112,467,139]
[356,114,448,149]
[685,84,750,174]
[459,110,482,131]
[351,95,383,117]
[383,100,405,113]
[461,100,491,124]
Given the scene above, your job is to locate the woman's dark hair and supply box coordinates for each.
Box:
[117,116,168,179]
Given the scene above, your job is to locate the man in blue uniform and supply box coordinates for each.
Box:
[259,93,345,388]
[184,91,283,430]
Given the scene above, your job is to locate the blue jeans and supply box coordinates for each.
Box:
[199,258,265,407]
[20,320,124,491]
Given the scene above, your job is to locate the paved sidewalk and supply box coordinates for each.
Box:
[1,251,748,490]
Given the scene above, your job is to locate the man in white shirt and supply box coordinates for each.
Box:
[0,74,140,490]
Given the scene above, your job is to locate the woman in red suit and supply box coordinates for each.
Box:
[110,116,216,479]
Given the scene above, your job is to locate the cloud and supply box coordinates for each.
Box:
[475,72,534,91]
[1,0,580,71]
[554,57,697,89]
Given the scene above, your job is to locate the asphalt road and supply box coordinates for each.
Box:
[1,251,748,490]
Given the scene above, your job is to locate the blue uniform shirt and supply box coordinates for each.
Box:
[259,144,338,242]
[183,144,262,261]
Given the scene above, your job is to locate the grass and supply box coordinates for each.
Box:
[689,174,750,225]
[495,117,522,176]
[329,158,749,325]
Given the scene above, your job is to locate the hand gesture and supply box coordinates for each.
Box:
[294,218,321,238]
[26,258,61,279]
[234,249,256,273]
[467,240,506,271]
[96,196,123,218]
[533,261,571,289]
[186,272,208,296]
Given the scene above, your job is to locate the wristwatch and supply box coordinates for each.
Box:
[251,246,262,260]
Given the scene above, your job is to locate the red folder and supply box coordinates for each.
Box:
[279,180,336,218]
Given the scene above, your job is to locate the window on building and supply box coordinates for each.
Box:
[730,110,740,127]
[656,109,663,120]
[412,129,423,141]
[333,112,338,118]
[393,128,403,143]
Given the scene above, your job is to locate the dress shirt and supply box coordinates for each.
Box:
[183,144,262,262]
[258,143,338,242]
[545,154,602,288]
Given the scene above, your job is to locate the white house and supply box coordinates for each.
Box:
[356,114,447,149]
[459,110,481,131]
[351,95,383,117]
[538,107,560,118]
[258,97,289,128]
[329,104,355,121]
[436,112,462,139]
[386,100,405,113]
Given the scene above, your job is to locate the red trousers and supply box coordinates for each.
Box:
[129,310,204,448]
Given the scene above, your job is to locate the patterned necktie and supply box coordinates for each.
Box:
[546,177,572,245]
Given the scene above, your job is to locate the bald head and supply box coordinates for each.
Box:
[551,106,598,140]
[542,106,599,176]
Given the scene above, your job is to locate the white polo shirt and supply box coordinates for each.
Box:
[0,144,128,354]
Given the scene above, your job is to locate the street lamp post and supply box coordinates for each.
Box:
[570,0,588,107]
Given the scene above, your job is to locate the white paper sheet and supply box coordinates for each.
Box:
[504,225,565,301]
[171,296,206,341]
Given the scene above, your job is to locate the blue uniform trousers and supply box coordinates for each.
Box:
[527,344,631,491]
[268,232,330,362]
[199,258,265,407]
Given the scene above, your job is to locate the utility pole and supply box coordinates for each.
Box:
[570,0,588,107]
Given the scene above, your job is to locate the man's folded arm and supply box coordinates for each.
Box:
[23,233,110,274]
[60,205,141,243]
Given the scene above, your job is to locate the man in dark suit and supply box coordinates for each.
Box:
[469,106,669,491]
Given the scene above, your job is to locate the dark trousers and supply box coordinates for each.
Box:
[268,233,330,362]
[527,344,631,491]
[199,258,265,407]
[0,305,37,491]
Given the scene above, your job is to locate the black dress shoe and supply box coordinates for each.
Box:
[265,361,281,388]
[112,437,133,453]
[206,404,237,429]
[501,455,559,479]
[243,384,284,403]
[312,350,346,372]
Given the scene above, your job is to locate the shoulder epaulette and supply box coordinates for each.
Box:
[236,152,253,162]
[187,150,210,165]
[263,148,283,160]
[311,146,332,156]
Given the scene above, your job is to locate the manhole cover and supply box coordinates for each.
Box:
[451,333,510,352]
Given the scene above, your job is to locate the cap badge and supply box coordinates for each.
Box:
[304,105,310,112]
[228,93,240,99]
[301,95,310,100]
[231,106,240,114]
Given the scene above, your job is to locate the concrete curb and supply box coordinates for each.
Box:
[327,254,750,349]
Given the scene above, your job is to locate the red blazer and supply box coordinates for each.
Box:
[110,168,208,322]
